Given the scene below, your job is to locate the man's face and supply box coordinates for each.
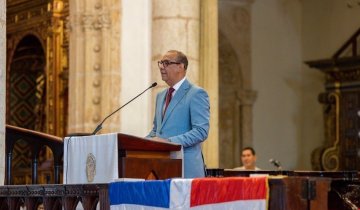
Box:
[241,149,256,169]
[159,52,183,86]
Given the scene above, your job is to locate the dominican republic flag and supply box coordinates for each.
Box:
[109,177,269,210]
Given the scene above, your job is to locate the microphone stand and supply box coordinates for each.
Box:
[269,159,282,170]
[65,82,157,183]
[91,82,157,135]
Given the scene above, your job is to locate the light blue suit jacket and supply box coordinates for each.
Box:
[147,79,210,178]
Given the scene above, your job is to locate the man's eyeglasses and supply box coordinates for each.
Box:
[158,60,181,68]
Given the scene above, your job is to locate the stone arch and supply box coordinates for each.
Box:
[7,34,46,131]
[6,35,48,184]
[218,0,256,168]
[218,31,244,168]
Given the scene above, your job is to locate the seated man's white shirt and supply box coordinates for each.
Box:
[233,166,261,170]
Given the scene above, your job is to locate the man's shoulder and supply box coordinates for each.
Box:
[186,82,208,95]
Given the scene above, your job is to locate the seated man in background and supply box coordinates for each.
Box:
[234,147,261,170]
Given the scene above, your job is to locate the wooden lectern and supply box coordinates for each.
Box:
[64,133,182,184]
[116,133,182,180]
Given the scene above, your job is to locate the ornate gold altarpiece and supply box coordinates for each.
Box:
[6,0,69,184]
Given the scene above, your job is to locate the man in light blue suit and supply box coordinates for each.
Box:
[147,50,210,178]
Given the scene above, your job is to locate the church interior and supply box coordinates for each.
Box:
[0,0,360,209]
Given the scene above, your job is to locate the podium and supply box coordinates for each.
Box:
[116,133,182,180]
[64,133,182,184]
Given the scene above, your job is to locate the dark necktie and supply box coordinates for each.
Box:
[163,87,175,117]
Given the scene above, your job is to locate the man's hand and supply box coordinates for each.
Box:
[152,137,169,143]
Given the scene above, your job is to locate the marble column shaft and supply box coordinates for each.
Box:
[200,0,219,167]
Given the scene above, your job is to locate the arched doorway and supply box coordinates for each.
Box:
[218,31,243,168]
[6,35,51,184]
[7,35,46,131]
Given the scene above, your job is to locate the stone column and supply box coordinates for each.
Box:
[152,0,219,167]
[120,0,152,136]
[0,0,5,184]
[151,0,200,90]
[152,0,220,167]
[68,0,121,134]
[237,89,257,149]
[200,0,219,168]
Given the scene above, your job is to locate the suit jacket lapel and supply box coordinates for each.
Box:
[157,90,167,126]
[161,79,191,127]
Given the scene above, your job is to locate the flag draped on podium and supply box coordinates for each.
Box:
[109,177,268,210]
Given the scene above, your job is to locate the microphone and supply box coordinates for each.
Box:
[91,82,157,135]
[269,158,282,170]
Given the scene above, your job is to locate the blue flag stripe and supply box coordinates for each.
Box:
[109,179,171,208]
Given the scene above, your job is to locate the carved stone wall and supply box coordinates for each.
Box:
[218,0,256,168]
[0,0,5,185]
[68,0,121,134]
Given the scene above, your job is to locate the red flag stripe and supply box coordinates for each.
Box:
[190,177,268,207]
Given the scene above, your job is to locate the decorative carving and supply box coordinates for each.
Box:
[92,96,101,105]
[219,33,242,89]
[86,153,96,183]
[311,92,340,171]
[307,51,360,170]
[94,63,101,71]
[0,184,109,209]
[92,114,100,123]
[66,0,121,135]
[81,8,111,31]
[338,91,360,170]
[327,68,360,84]
[7,4,47,26]
[93,45,101,52]
[320,92,340,171]
[93,79,101,87]
[34,73,46,131]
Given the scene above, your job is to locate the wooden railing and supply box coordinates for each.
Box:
[5,125,64,185]
[4,125,110,210]
[0,184,109,210]
[4,125,182,209]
